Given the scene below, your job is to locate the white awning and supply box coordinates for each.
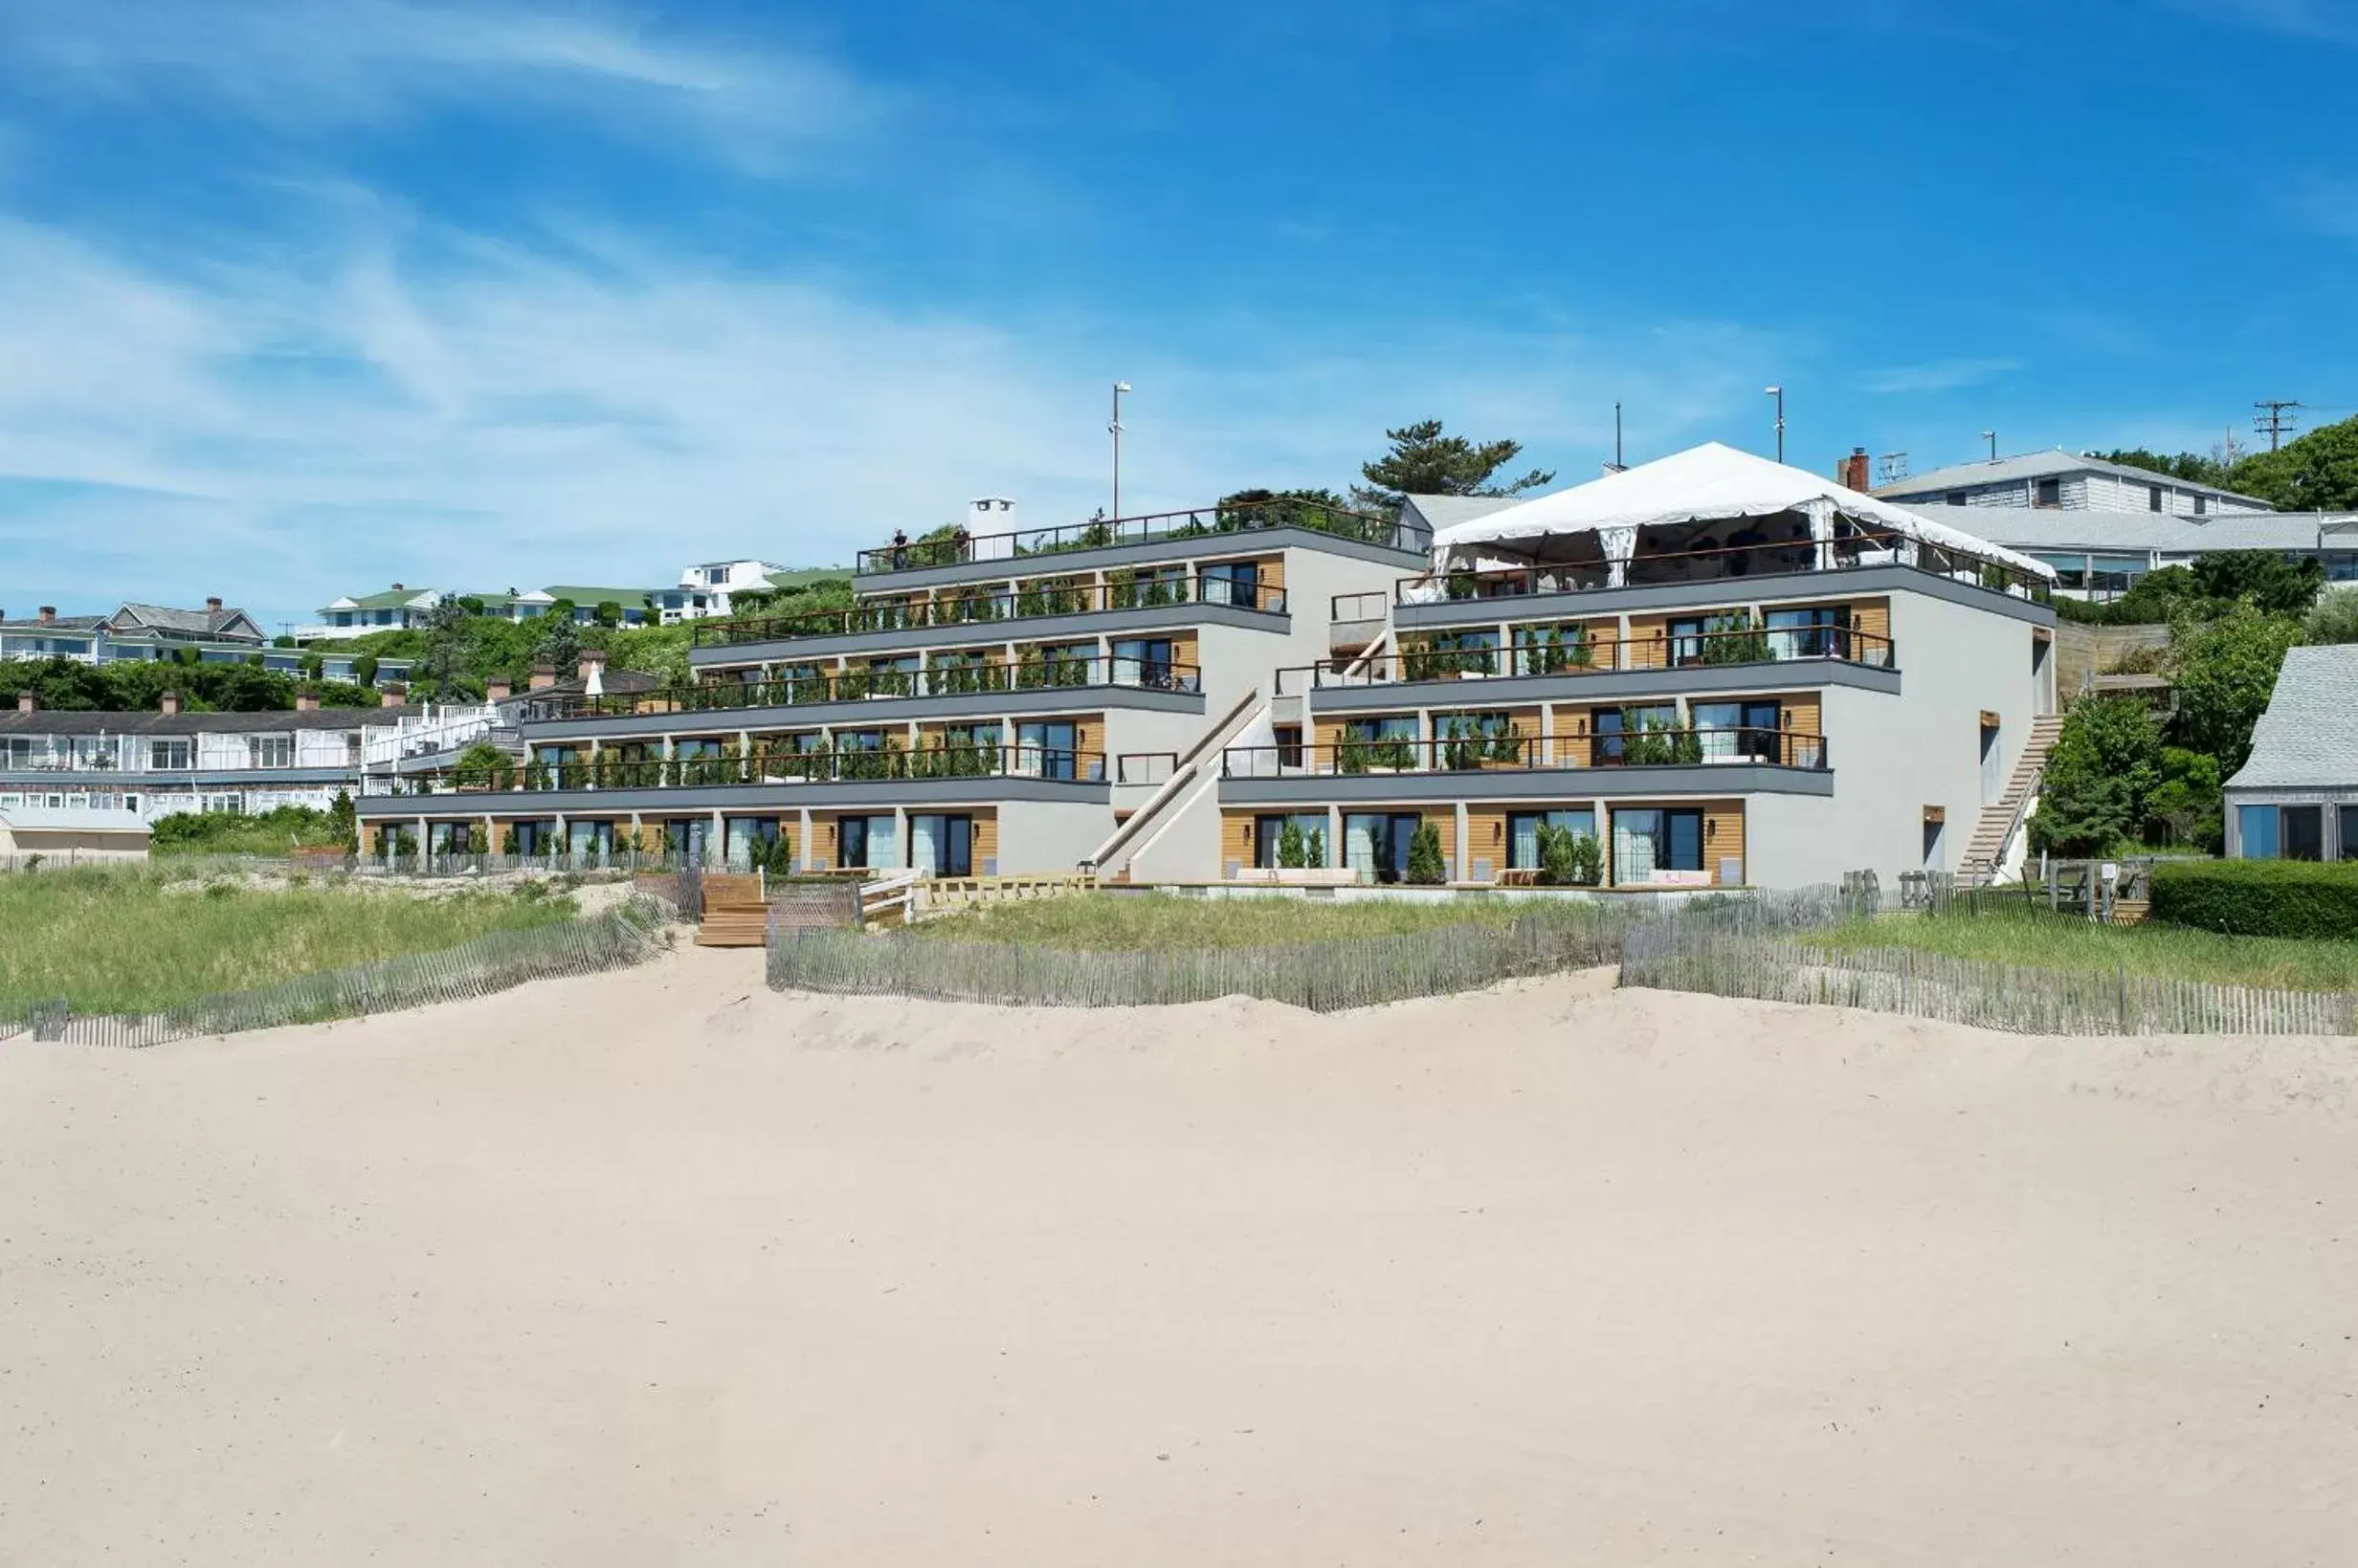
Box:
[1431,442,2058,582]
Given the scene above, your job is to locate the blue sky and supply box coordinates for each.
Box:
[0,0,2353,631]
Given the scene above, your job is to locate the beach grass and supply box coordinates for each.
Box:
[0,866,579,1013]
[906,891,1620,950]
[1813,905,2358,993]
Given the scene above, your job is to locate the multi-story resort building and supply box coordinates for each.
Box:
[356,452,2066,889]
[356,499,1427,868]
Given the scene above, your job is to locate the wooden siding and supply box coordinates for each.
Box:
[1220,809,1258,872]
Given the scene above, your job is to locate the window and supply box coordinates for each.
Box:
[663,819,715,860]
[1273,725,1303,769]
[1199,561,1260,607]
[1014,720,1079,781]
[2237,804,2280,859]
[1432,711,1521,767]
[1591,704,1677,766]
[2342,806,2358,861]
[1945,490,1969,506]
[1693,700,1783,762]
[836,814,897,870]
[204,793,243,815]
[2283,806,2324,861]
[1342,812,1426,884]
[1252,812,1326,869]
[0,737,33,767]
[2149,485,2164,512]
[1506,808,1595,871]
[724,816,780,871]
[1766,607,1843,660]
[1611,806,1704,884]
[247,735,295,769]
[2192,494,2208,517]
[1341,715,1417,770]
[2034,477,2061,508]
[1111,637,1177,690]
[150,739,193,770]
[567,820,613,864]
[909,813,973,876]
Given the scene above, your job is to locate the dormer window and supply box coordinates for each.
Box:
[2034,477,2061,509]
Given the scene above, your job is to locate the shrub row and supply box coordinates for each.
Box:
[2149,858,2358,939]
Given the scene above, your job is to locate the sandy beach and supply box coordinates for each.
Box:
[4,947,2355,1564]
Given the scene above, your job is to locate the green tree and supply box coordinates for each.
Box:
[422,596,471,696]
[2145,747,2222,851]
[593,600,624,629]
[2169,602,2302,776]
[536,607,581,676]
[2188,550,2324,616]
[453,740,511,788]
[1352,419,1554,517]
[2030,694,2166,857]
[1405,820,1449,884]
[2229,414,2358,512]
[1277,818,1308,870]
[2303,586,2358,645]
[2092,447,2235,488]
[328,787,357,852]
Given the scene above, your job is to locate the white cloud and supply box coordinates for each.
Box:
[0,212,1781,628]
[1860,357,2021,395]
[0,0,888,170]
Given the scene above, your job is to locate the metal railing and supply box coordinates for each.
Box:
[1294,624,1897,687]
[693,575,1287,648]
[1330,590,1391,622]
[1116,752,1179,786]
[526,655,1202,720]
[855,497,1411,575]
[1220,727,1828,778]
[385,745,1111,793]
[1400,530,2054,606]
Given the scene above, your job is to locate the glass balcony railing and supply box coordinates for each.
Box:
[855,497,1411,575]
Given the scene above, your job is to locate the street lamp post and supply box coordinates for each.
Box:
[1110,381,1132,522]
[1765,386,1786,464]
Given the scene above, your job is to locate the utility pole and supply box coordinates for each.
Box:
[2254,399,2302,453]
[1983,430,1997,462]
[1110,381,1131,520]
[1764,386,1785,464]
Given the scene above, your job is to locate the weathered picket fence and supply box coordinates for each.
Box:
[0,896,675,1049]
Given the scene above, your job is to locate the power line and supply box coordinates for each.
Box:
[2254,399,2302,452]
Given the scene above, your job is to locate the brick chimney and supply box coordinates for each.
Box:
[528,662,558,692]
[206,595,224,614]
[16,690,35,714]
[160,689,182,716]
[378,681,408,709]
[484,676,512,702]
[295,690,320,712]
[38,606,56,625]
[577,649,607,683]
[1836,448,1872,492]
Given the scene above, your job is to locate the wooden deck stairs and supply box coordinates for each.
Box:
[1959,715,2068,882]
[694,872,770,948]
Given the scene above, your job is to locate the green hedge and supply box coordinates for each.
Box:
[2149,859,2358,939]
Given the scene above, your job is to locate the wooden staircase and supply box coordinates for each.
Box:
[695,873,770,948]
[1959,715,2068,882]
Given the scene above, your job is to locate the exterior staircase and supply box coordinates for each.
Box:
[1959,714,2068,882]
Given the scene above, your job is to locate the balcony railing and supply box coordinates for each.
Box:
[1295,623,1895,687]
[527,655,1202,720]
[1116,751,1179,786]
[855,497,1411,575]
[693,575,1287,649]
[1221,727,1829,778]
[1400,530,2053,605]
[378,744,1111,795]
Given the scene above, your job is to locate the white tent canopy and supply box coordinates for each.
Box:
[1430,442,2058,583]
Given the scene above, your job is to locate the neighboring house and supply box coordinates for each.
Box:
[0,607,110,662]
[105,597,267,647]
[1901,505,2358,600]
[302,585,446,638]
[540,586,658,627]
[2224,645,2358,861]
[651,561,795,624]
[0,688,409,825]
[0,804,150,863]
[1877,451,2276,519]
[3,600,405,685]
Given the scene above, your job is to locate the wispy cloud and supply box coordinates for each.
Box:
[0,207,1777,626]
[1860,357,2020,395]
[0,0,890,171]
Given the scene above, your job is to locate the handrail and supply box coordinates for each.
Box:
[1115,752,1179,785]
[856,497,1409,575]
[1330,590,1390,622]
[1079,685,1262,872]
[694,575,1288,648]
[1221,727,1829,777]
[1294,624,1897,686]
[526,655,1204,720]
[1400,529,2053,606]
[405,745,1113,792]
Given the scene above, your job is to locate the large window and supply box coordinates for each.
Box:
[1015,720,1079,781]
[1692,700,1782,762]
[1591,704,1678,766]
[150,739,193,771]
[1506,808,1595,871]
[2035,476,2062,508]
[909,814,973,876]
[1766,607,1843,660]
[1252,812,1327,869]
[724,816,780,871]
[2240,804,2326,860]
[836,814,897,871]
[1198,561,1259,607]
[2343,806,2358,862]
[2284,806,2325,861]
[567,820,613,864]
[1343,812,1426,884]
[1110,637,1176,690]
[1611,806,1705,884]
[247,735,294,769]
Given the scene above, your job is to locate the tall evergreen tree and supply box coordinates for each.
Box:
[1352,420,1553,517]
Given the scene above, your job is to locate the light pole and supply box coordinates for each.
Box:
[1765,386,1785,464]
[1110,381,1132,521]
[1982,430,1997,462]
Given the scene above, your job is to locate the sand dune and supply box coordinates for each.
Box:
[4,947,2354,1564]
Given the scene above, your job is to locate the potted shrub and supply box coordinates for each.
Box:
[1406,821,1448,885]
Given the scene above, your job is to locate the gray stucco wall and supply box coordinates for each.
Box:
[998,797,1121,873]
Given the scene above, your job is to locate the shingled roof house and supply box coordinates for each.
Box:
[2225,645,2358,861]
